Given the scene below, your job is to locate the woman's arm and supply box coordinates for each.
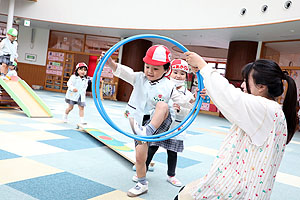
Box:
[186,52,275,146]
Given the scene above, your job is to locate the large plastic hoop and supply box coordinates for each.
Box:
[92,34,204,142]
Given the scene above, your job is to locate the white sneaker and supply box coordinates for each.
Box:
[62,114,68,123]
[129,118,147,136]
[127,182,148,197]
[132,174,138,182]
[167,176,182,187]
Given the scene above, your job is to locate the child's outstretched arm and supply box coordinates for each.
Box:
[99,52,117,71]
[100,52,138,86]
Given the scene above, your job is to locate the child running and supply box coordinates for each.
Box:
[175,52,298,200]
[63,62,89,124]
[0,28,18,79]
[103,45,191,197]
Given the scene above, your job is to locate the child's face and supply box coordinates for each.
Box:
[170,69,187,81]
[8,34,16,42]
[144,63,166,81]
[77,67,87,77]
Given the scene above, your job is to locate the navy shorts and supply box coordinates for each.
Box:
[0,55,13,66]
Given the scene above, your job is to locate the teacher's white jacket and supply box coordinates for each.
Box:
[113,64,191,125]
[65,75,89,102]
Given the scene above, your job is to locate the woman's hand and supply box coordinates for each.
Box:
[184,52,207,70]
[99,51,117,71]
[73,88,78,92]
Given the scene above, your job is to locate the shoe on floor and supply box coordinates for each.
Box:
[167,176,182,187]
[129,118,147,136]
[127,182,148,197]
[62,114,68,123]
[132,174,138,182]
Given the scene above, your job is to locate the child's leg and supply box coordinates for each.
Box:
[78,105,84,117]
[65,104,74,114]
[145,145,159,170]
[130,101,169,136]
[167,150,177,177]
[135,143,148,180]
[63,103,73,122]
[127,143,149,197]
[78,105,86,124]
[149,101,169,129]
[167,150,182,187]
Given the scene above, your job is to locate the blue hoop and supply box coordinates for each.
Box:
[92,34,204,142]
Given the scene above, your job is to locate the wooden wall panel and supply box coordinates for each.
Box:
[117,39,152,102]
[17,62,46,87]
[225,41,258,81]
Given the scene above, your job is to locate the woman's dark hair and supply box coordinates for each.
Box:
[75,66,88,77]
[242,59,297,144]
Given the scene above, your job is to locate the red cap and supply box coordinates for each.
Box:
[75,62,88,70]
[171,59,189,73]
[143,45,171,66]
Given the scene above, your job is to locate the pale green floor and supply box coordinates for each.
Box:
[0,90,299,200]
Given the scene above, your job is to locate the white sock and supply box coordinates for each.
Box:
[80,117,85,123]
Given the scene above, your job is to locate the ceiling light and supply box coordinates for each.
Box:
[261,5,268,13]
[284,1,292,9]
[240,8,246,16]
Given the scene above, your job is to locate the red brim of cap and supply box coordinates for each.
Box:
[143,56,169,66]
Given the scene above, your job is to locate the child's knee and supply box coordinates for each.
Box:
[156,101,168,110]
[78,106,84,111]
[68,105,74,110]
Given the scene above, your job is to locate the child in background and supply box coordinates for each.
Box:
[63,62,89,124]
[0,28,18,78]
[103,45,191,197]
[132,59,194,187]
[6,61,18,79]
[176,52,298,200]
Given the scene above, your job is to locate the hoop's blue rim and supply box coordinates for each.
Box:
[92,34,204,142]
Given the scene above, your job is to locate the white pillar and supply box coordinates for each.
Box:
[117,37,124,63]
[6,0,16,31]
[256,41,262,60]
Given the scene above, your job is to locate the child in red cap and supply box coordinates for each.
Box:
[144,59,194,187]
[63,62,89,124]
[103,45,192,197]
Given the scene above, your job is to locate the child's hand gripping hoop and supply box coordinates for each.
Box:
[92,34,204,142]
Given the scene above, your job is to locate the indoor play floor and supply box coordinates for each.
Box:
[0,90,299,200]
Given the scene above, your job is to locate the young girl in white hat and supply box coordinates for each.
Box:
[63,62,89,124]
[103,45,192,197]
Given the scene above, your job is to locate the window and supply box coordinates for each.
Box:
[49,31,84,52]
[85,35,120,55]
